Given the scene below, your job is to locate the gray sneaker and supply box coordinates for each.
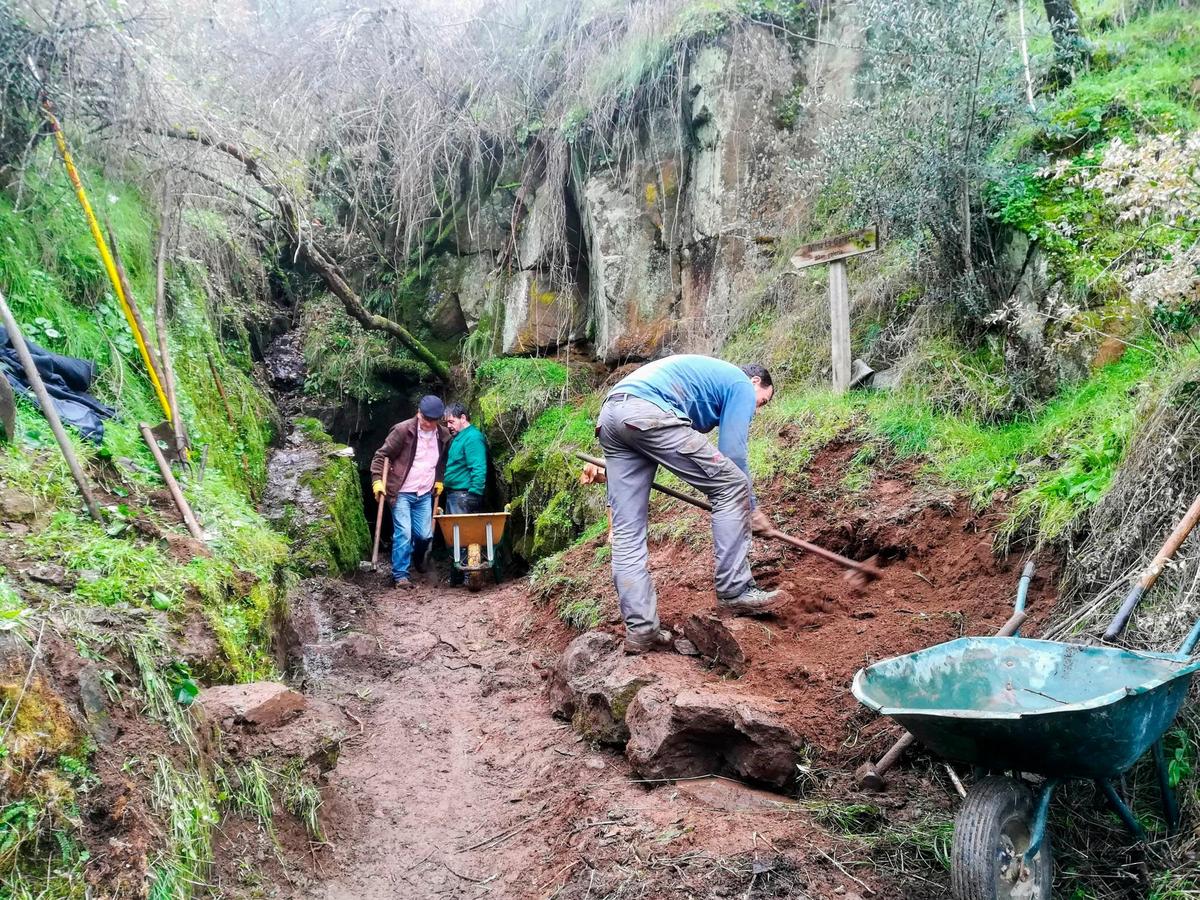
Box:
[624,628,675,655]
[718,586,784,616]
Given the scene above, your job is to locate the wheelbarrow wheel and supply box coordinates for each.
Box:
[467,570,484,592]
[952,777,1051,900]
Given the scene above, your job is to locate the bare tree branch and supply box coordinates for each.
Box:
[151,123,451,382]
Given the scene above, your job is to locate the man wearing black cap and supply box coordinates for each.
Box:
[370,395,450,589]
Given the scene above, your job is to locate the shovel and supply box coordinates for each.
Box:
[369,458,390,570]
[575,451,884,582]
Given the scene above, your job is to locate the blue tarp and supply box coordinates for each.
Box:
[0,326,115,443]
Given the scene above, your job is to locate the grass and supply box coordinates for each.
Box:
[751,340,1196,546]
[0,140,311,898]
[988,7,1200,296]
[148,756,218,899]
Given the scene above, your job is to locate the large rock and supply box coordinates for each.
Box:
[549,630,658,745]
[625,681,803,788]
[197,682,306,731]
[0,487,38,525]
[679,614,753,676]
[500,269,587,354]
[580,167,678,363]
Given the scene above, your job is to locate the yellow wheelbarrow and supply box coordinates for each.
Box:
[433,508,510,592]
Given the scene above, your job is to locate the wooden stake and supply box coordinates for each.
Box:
[139,422,205,541]
[828,259,851,394]
[0,290,102,520]
[154,228,187,458]
[207,352,236,426]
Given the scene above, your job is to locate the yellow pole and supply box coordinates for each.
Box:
[42,104,174,427]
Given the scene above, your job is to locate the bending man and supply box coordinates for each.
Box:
[598,355,778,653]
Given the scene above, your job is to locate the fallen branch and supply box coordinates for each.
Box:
[150,125,450,381]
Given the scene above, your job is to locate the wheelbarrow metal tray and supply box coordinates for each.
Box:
[434,511,509,547]
[852,637,1200,779]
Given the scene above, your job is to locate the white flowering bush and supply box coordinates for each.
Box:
[1032,131,1200,331]
[1087,133,1199,329]
[1077,132,1200,229]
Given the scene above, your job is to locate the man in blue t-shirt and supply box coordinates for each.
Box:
[597,354,781,653]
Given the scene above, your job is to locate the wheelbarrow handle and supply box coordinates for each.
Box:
[1105,491,1200,641]
[1179,617,1200,656]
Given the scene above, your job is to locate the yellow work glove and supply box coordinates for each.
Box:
[372,479,385,500]
[435,481,444,495]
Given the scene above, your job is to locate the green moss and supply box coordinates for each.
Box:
[294,417,331,444]
[270,420,370,577]
[505,398,605,559]
[474,356,570,438]
[206,579,280,682]
[294,453,371,575]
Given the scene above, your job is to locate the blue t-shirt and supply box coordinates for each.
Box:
[611,354,758,485]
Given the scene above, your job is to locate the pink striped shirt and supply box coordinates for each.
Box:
[400,426,438,495]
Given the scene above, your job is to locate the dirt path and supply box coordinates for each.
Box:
[283,573,857,900]
[297,575,583,898]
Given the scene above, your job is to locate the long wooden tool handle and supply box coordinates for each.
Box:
[1105,490,1200,640]
[0,290,102,521]
[140,422,205,541]
[763,529,884,580]
[372,458,389,565]
[576,451,883,580]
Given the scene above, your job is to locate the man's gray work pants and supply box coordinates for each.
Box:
[597,395,753,636]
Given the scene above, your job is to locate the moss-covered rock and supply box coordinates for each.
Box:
[263,419,370,576]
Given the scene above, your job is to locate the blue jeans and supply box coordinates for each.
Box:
[391,491,434,581]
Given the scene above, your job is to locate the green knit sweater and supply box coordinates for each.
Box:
[443,424,488,494]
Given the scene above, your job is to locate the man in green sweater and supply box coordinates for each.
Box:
[443,402,488,515]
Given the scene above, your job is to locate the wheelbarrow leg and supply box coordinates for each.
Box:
[1153,738,1180,834]
[1025,778,1059,862]
[1099,779,1145,841]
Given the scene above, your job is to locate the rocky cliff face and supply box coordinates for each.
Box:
[430,17,861,364]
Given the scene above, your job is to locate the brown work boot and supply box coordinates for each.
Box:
[392,577,414,590]
[718,585,783,616]
[624,628,674,655]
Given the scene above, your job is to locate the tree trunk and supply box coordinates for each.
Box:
[1043,0,1091,85]
[153,126,451,382]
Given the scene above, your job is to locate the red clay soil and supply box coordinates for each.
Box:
[541,439,1058,763]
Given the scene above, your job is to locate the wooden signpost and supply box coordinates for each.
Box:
[790,225,879,393]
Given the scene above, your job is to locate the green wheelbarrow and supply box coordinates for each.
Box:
[433,509,509,592]
[853,617,1200,899]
